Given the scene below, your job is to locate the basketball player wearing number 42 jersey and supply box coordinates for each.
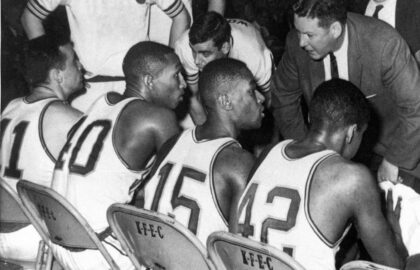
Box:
[237,140,346,270]
[234,79,406,270]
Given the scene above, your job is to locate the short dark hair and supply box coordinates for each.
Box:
[189,11,231,49]
[24,34,69,87]
[199,58,252,111]
[123,41,175,84]
[293,0,347,28]
[309,79,370,132]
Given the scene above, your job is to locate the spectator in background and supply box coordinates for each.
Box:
[21,0,191,113]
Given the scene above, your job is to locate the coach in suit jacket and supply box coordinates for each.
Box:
[348,0,420,59]
[271,0,420,182]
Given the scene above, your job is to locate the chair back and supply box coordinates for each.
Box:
[17,180,119,269]
[340,260,400,270]
[107,203,215,270]
[207,231,306,270]
[0,178,30,233]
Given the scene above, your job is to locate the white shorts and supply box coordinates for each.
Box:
[0,225,41,266]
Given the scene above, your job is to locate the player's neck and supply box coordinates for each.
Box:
[196,119,238,140]
[26,84,60,102]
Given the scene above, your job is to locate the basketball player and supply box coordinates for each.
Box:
[142,58,264,244]
[174,11,273,125]
[233,79,406,270]
[50,41,185,270]
[0,35,83,267]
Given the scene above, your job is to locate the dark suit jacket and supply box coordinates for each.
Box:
[272,12,420,176]
[349,0,420,54]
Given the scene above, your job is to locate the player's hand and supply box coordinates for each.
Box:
[386,189,402,236]
[377,158,401,184]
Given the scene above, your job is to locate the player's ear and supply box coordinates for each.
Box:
[221,41,231,55]
[345,124,357,144]
[330,21,343,39]
[143,74,153,89]
[51,68,63,84]
[217,94,232,110]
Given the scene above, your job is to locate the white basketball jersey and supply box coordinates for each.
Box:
[237,140,343,270]
[1,97,60,191]
[143,128,239,244]
[52,94,153,233]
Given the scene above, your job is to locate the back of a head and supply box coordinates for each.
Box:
[199,58,252,111]
[122,41,175,83]
[292,0,347,27]
[189,11,231,49]
[309,79,370,132]
[24,34,70,87]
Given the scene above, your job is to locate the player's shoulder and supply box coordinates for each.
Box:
[43,100,82,123]
[321,155,374,189]
[121,99,178,132]
[216,142,255,173]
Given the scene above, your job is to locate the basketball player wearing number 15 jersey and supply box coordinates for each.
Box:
[233,79,406,270]
[50,41,185,270]
[142,59,265,245]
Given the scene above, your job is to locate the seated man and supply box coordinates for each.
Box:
[142,59,264,244]
[51,41,185,270]
[174,11,273,125]
[0,35,83,267]
[232,79,407,270]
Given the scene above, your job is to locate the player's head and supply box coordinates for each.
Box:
[199,58,264,129]
[309,79,370,159]
[189,11,231,71]
[123,41,186,109]
[292,0,347,60]
[24,34,83,99]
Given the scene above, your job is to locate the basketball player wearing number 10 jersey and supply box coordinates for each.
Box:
[50,41,185,270]
[233,79,406,270]
[142,59,265,245]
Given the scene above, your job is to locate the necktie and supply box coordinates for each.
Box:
[329,52,339,79]
[372,4,384,19]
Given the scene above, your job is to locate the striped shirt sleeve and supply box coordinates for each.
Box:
[25,0,64,20]
[155,0,185,18]
[174,31,199,85]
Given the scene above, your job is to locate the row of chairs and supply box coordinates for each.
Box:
[0,178,400,270]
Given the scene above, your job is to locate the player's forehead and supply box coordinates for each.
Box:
[190,39,218,52]
[160,53,182,73]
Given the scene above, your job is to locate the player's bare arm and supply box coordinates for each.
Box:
[347,163,405,268]
[213,144,255,231]
[21,7,45,39]
[42,101,83,159]
[115,100,180,171]
[187,82,207,125]
[169,5,190,47]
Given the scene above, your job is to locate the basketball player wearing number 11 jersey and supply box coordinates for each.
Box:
[233,79,406,270]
